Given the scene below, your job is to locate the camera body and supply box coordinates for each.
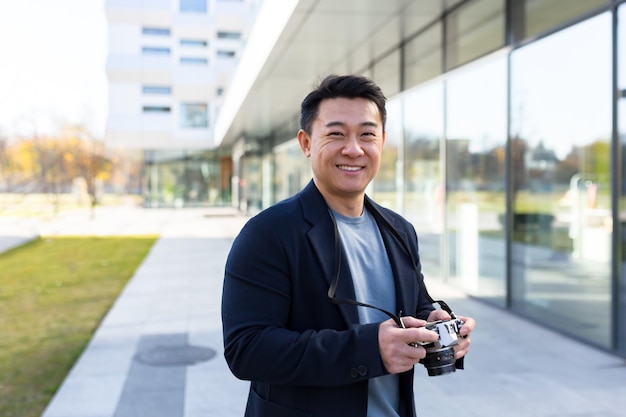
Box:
[419,318,464,376]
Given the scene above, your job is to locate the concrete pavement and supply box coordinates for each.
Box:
[1,207,625,417]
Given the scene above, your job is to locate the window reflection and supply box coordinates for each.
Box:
[445,0,504,70]
[180,103,208,128]
[403,82,444,277]
[273,138,310,204]
[404,23,443,90]
[373,50,401,97]
[143,150,223,207]
[512,0,608,43]
[445,56,507,305]
[617,4,626,355]
[373,100,402,211]
[510,13,612,347]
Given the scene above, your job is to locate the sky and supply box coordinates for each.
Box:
[0,0,108,138]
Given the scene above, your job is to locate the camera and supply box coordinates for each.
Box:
[418,318,464,377]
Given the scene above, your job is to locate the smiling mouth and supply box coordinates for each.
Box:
[337,165,363,172]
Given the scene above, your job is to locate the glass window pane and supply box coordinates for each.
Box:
[180,39,208,47]
[242,154,262,213]
[445,56,508,305]
[510,13,612,347]
[445,0,504,70]
[142,27,170,36]
[180,57,208,65]
[142,86,171,95]
[373,50,401,98]
[217,50,236,58]
[142,47,170,55]
[217,31,241,40]
[403,82,444,278]
[518,0,608,42]
[180,103,208,128]
[273,139,310,205]
[180,0,207,13]
[143,150,221,207]
[143,106,171,113]
[618,4,626,356]
[372,99,402,212]
[404,23,442,89]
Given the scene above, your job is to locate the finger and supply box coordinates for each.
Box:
[454,346,468,359]
[380,324,429,373]
[427,309,451,322]
[398,316,427,328]
[387,346,427,374]
[405,327,440,345]
[457,316,475,337]
[454,338,470,359]
[457,315,475,328]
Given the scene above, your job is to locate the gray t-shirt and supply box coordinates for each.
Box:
[333,208,400,417]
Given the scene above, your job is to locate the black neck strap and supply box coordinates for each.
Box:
[326,206,456,325]
[327,209,405,327]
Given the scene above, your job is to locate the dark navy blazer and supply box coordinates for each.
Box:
[222,180,434,417]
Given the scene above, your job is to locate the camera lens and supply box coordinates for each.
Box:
[420,346,456,377]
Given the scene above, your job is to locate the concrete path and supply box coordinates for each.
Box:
[1,207,625,417]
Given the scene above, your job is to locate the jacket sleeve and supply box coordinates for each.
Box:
[221,218,387,387]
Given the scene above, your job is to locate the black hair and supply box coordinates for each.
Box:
[299,74,387,134]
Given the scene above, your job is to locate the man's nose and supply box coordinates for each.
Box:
[342,135,364,156]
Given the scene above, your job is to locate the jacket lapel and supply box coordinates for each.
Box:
[301,181,360,326]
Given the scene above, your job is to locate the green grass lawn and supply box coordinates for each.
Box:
[0,236,157,417]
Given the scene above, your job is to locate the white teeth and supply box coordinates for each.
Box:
[338,165,361,171]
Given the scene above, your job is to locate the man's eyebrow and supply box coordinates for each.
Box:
[361,121,379,128]
[324,121,379,128]
[324,121,345,128]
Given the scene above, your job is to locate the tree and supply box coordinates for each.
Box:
[59,125,113,216]
[1,124,114,215]
[1,135,71,212]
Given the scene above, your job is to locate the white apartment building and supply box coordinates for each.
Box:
[105,0,258,206]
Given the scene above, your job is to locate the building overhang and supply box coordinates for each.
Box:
[214,0,460,149]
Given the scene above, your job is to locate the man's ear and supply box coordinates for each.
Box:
[297,129,311,157]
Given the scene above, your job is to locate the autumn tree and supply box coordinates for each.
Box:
[59,125,112,213]
[1,124,116,215]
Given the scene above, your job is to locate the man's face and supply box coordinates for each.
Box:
[298,97,386,202]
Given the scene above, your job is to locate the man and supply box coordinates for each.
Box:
[222,75,475,417]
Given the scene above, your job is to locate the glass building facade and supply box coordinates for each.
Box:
[143,149,233,208]
[228,0,626,358]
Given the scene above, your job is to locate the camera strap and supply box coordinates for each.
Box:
[326,205,457,325]
[365,203,458,320]
[327,209,405,327]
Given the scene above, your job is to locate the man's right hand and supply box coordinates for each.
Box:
[378,316,439,374]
